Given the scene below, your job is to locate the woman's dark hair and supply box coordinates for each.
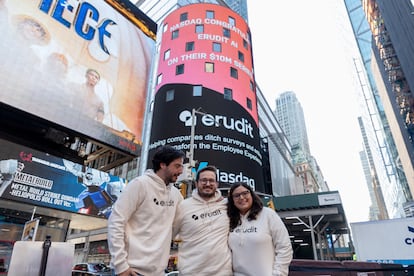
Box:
[151,145,185,172]
[227,182,263,231]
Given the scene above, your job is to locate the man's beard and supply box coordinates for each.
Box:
[166,174,177,184]
[198,189,215,199]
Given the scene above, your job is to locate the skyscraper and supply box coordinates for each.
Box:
[358,117,388,220]
[274,91,326,193]
[275,91,311,158]
[345,0,413,217]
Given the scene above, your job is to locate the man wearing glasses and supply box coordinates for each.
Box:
[173,165,232,276]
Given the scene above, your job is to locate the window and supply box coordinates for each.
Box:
[250,81,254,91]
[205,62,214,73]
[176,64,184,75]
[243,39,248,50]
[193,86,202,96]
[238,51,244,62]
[163,24,168,33]
[223,28,230,38]
[230,67,238,79]
[228,16,235,26]
[180,12,188,22]
[166,89,174,102]
[206,10,214,19]
[224,88,233,100]
[164,49,170,60]
[196,24,204,33]
[246,98,252,110]
[172,30,179,39]
[213,42,221,52]
[186,42,195,52]
[156,74,162,85]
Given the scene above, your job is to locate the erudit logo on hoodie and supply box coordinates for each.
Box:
[192,209,223,220]
[153,198,175,207]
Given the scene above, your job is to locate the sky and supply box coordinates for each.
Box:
[246,0,371,223]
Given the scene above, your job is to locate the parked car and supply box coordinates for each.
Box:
[72,263,112,276]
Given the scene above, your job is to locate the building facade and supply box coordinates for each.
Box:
[345,0,414,217]
[358,117,389,220]
[256,85,298,196]
[274,91,327,193]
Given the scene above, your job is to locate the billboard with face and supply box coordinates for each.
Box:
[0,0,155,155]
[148,4,264,191]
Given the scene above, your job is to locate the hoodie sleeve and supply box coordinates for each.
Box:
[172,198,184,239]
[107,177,145,274]
[267,208,293,276]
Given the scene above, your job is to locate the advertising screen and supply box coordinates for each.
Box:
[155,3,257,123]
[149,84,264,192]
[148,4,264,191]
[0,0,155,155]
[0,138,126,218]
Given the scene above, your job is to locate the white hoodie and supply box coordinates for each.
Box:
[173,189,232,276]
[229,207,293,276]
[107,169,183,276]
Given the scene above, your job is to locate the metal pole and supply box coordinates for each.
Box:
[39,235,51,276]
[188,108,196,179]
[30,206,36,220]
[309,216,318,260]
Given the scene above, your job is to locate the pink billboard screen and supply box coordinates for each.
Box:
[155,3,258,123]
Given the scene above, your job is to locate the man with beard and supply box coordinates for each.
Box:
[108,145,185,276]
[173,165,232,275]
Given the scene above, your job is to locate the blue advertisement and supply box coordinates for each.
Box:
[0,138,125,218]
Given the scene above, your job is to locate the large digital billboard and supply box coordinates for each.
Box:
[0,0,155,155]
[148,4,264,191]
[155,3,257,123]
[0,138,125,218]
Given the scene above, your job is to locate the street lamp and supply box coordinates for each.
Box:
[186,107,207,180]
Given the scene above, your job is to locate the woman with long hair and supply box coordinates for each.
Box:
[227,182,293,276]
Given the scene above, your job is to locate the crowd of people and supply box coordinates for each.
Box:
[107,145,293,276]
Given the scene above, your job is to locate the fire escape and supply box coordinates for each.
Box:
[366,1,414,144]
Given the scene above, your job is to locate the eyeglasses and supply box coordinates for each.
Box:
[199,178,216,184]
[232,190,250,200]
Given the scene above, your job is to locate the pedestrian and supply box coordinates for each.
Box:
[173,165,232,275]
[227,182,293,276]
[107,145,185,276]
